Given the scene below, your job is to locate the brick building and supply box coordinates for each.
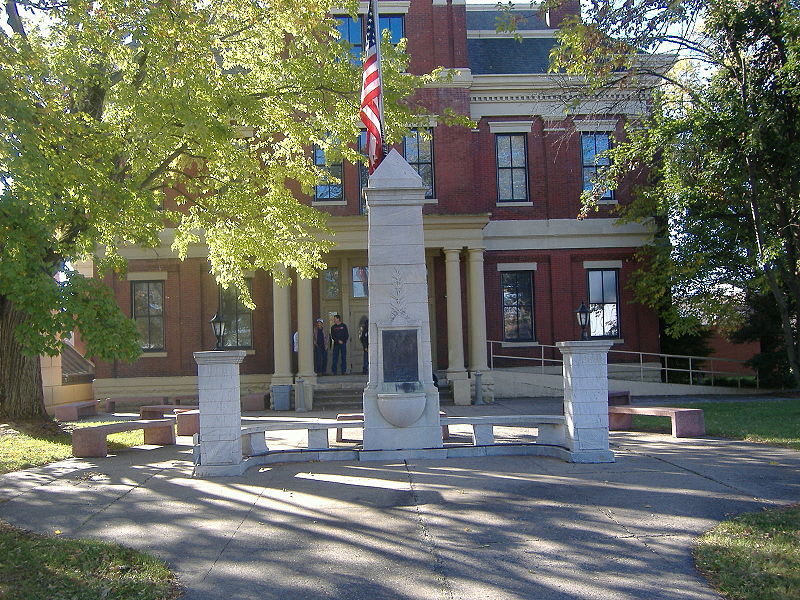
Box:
[92,0,660,405]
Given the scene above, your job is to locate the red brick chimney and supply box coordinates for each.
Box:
[546,0,581,28]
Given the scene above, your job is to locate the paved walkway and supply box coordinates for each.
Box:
[1,398,798,599]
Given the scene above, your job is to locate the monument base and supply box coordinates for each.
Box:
[362,387,444,451]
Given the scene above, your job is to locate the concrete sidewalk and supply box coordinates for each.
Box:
[1,398,798,600]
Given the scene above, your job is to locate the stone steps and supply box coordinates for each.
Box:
[309,375,453,410]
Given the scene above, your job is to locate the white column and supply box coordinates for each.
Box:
[557,340,615,463]
[444,248,470,405]
[194,350,247,476]
[271,276,293,386]
[296,275,315,410]
[466,247,489,374]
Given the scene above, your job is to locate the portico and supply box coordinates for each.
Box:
[269,214,491,406]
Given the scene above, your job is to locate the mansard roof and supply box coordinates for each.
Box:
[467,37,557,75]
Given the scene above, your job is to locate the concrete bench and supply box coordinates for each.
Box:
[176,409,200,436]
[334,411,451,443]
[240,420,364,455]
[54,400,98,421]
[139,405,198,420]
[608,406,705,437]
[440,415,567,446]
[102,396,169,412]
[72,419,176,458]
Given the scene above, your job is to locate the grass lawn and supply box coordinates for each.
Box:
[631,398,800,450]
[0,419,145,474]
[694,504,800,600]
[0,520,180,600]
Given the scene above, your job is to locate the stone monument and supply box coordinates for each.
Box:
[362,150,443,451]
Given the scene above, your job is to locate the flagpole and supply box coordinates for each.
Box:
[371,0,388,157]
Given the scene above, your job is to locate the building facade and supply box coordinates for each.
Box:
[92,0,660,404]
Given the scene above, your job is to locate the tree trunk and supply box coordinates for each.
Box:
[0,297,49,420]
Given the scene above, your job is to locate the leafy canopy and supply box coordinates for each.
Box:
[0,0,450,361]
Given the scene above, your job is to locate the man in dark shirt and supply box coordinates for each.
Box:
[313,318,329,375]
[330,314,349,375]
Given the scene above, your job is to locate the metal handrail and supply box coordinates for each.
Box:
[486,341,759,389]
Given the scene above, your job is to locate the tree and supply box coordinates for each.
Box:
[534,0,800,387]
[0,0,448,419]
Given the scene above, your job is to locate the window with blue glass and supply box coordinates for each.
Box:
[403,129,434,199]
[358,131,369,214]
[581,132,613,200]
[378,14,404,44]
[313,144,343,202]
[336,15,363,59]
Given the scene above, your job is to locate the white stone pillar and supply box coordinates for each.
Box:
[193,350,247,476]
[466,246,492,401]
[296,277,315,381]
[444,248,470,405]
[556,340,615,463]
[466,247,489,373]
[271,276,293,386]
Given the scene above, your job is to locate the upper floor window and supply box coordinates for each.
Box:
[379,14,404,44]
[336,15,363,59]
[588,269,620,338]
[131,281,165,351]
[314,144,343,202]
[501,271,534,342]
[495,134,528,202]
[219,280,253,349]
[358,131,370,214]
[404,129,434,199]
[582,132,613,200]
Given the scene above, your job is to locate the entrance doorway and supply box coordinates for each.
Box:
[319,255,369,375]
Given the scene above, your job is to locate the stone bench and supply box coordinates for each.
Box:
[608,406,705,437]
[176,409,200,436]
[72,419,176,458]
[240,420,364,455]
[334,411,451,443]
[139,405,198,420]
[440,415,567,446]
[53,400,98,421]
[102,396,169,412]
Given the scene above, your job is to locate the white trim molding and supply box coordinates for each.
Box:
[574,119,618,132]
[333,2,411,15]
[467,30,556,39]
[127,271,168,281]
[484,218,654,251]
[497,262,538,271]
[488,120,534,134]
[583,260,623,269]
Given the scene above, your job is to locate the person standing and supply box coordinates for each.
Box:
[313,318,329,375]
[330,314,349,375]
[359,319,369,374]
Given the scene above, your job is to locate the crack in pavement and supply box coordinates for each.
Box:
[404,460,454,600]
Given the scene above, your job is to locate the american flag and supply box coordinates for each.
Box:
[360,1,383,174]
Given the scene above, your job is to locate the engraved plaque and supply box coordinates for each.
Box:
[382,329,419,383]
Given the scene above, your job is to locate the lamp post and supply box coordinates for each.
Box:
[210,312,226,350]
[576,302,590,341]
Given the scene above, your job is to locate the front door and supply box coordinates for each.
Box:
[319,255,369,375]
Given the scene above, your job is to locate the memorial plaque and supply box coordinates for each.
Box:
[382,329,419,383]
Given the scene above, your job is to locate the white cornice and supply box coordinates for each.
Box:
[467,30,556,39]
[332,2,411,15]
[484,218,654,251]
